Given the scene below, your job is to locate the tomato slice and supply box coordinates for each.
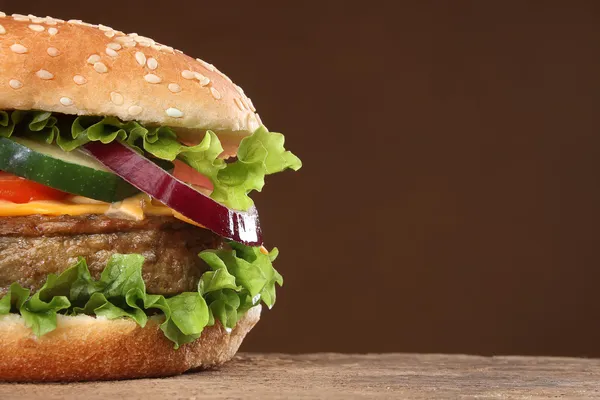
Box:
[0,172,68,203]
[173,160,214,190]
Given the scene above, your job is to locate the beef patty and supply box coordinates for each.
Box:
[0,215,222,296]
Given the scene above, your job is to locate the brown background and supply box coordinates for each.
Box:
[2,0,600,357]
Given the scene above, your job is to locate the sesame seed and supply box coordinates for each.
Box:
[9,79,22,89]
[36,69,54,80]
[135,52,146,66]
[10,44,27,54]
[110,91,124,105]
[128,105,143,116]
[104,31,115,38]
[247,98,256,112]
[147,57,158,70]
[98,24,112,31]
[210,87,222,100]
[28,24,44,32]
[0,25,5,34]
[47,47,59,57]
[87,54,100,64]
[48,27,58,35]
[134,35,155,45]
[136,40,151,48]
[197,58,215,72]
[12,14,30,22]
[234,98,244,112]
[44,19,57,26]
[73,75,87,85]
[123,41,136,48]
[166,108,184,118]
[193,71,205,81]
[181,70,195,80]
[114,36,134,44]
[144,74,161,84]
[151,44,161,51]
[107,42,121,50]
[199,76,210,86]
[234,85,245,95]
[93,62,108,73]
[0,12,5,18]
[67,19,82,25]
[105,48,118,57]
[239,97,250,111]
[168,83,182,93]
[159,45,174,54]
[31,17,45,24]
[60,97,73,106]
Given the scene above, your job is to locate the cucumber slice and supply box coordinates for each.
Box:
[0,137,139,202]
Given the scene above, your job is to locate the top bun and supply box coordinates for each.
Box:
[0,13,261,147]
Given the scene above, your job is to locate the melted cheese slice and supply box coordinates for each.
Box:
[0,194,203,227]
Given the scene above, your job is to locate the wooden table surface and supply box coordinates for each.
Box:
[1,353,600,399]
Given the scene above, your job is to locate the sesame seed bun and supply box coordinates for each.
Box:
[0,305,261,382]
[0,14,261,150]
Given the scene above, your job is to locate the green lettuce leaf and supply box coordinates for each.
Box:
[206,289,241,332]
[0,110,58,142]
[198,251,241,295]
[165,293,209,336]
[200,242,283,309]
[182,126,302,210]
[1,110,301,210]
[178,130,226,183]
[0,283,30,315]
[0,242,283,349]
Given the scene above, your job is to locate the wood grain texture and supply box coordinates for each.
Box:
[1,353,600,399]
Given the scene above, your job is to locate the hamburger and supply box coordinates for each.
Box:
[0,13,301,381]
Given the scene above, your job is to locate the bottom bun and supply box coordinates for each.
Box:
[0,305,261,382]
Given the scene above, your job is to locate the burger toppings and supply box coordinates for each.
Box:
[0,110,301,211]
[0,172,67,203]
[0,193,170,219]
[0,109,298,346]
[0,243,281,348]
[0,110,301,244]
[84,140,263,245]
[0,137,139,203]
